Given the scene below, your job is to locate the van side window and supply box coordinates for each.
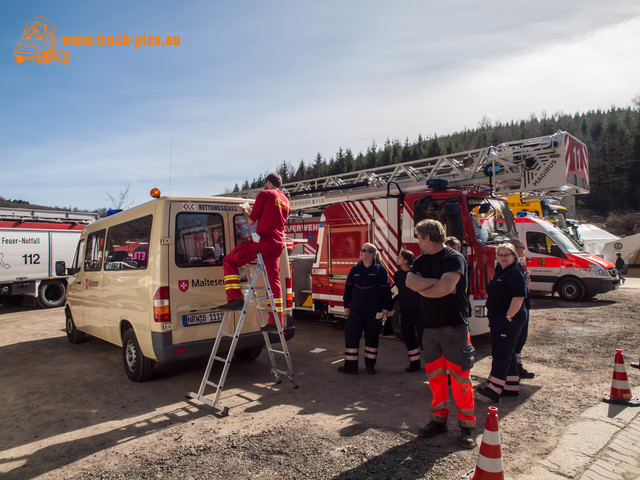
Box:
[233,214,257,246]
[104,215,152,271]
[526,231,556,256]
[84,230,106,271]
[176,213,225,267]
[71,238,85,275]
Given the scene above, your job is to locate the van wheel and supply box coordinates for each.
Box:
[235,346,262,361]
[122,329,155,382]
[66,308,86,343]
[36,281,66,308]
[390,300,405,343]
[557,278,585,302]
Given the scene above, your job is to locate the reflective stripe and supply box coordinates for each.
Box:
[426,367,447,380]
[449,370,472,384]
[224,275,240,281]
[487,375,505,386]
[345,348,359,354]
[225,284,242,291]
[345,355,358,361]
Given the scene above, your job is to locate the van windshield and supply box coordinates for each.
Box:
[548,228,582,254]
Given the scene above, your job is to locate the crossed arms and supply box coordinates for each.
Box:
[405,271,461,298]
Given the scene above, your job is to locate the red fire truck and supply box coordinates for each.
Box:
[232,131,590,335]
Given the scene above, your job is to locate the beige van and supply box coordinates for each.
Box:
[57,195,294,381]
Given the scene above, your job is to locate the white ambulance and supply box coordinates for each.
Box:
[57,194,294,381]
[514,215,619,301]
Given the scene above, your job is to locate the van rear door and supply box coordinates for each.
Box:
[168,201,234,345]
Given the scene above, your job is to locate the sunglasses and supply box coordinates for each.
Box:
[360,249,374,253]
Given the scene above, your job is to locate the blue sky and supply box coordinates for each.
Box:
[2,1,639,211]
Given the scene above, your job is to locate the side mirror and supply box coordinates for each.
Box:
[55,261,66,276]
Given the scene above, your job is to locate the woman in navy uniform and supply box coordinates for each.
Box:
[339,243,393,375]
[475,243,527,402]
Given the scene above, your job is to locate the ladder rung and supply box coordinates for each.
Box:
[213,355,228,362]
[205,380,220,389]
[219,332,235,338]
[256,306,277,312]
[266,348,286,355]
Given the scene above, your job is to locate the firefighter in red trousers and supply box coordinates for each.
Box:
[218,173,289,331]
[406,219,476,450]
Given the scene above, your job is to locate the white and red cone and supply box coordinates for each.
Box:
[460,406,511,480]
[603,349,640,406]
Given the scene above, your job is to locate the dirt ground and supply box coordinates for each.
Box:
[1,278,639,480]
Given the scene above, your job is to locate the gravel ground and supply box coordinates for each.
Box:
[1,277,638,480]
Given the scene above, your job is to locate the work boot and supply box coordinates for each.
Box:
[337,366,359,375]
[518,364,535,379]
[366,367,376,375]
[474,385,501,404]
[405,361,421,373]
[459,427,477,449]
[417,420,447,438]
[217,299,245,311]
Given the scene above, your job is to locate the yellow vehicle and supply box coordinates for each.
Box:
[56,194,293,381]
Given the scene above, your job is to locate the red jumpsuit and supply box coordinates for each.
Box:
[223,189,289,324]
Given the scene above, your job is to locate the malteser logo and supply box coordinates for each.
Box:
[14,17,70,65]
[178,280,189,292]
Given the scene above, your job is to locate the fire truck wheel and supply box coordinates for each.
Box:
[65,308,87,344]
[390,300,405,343]
[234,346,262,361]
[557,278,585,302]
[36,281,66,308]
[122,328,155,382]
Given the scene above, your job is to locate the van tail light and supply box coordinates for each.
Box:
[285,277,293,308]
[153,286,171,323]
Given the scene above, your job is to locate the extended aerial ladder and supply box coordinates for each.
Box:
[187,252,297,414]
[0,207,97,225]
[227,131,589,212]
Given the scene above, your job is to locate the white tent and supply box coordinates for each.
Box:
[577,224,619,256]
[601,232,640,265]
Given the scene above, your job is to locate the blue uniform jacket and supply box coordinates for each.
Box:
[343,261,393,314]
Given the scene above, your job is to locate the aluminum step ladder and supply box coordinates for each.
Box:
[187,251,297,414]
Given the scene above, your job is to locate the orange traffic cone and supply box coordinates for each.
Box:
[603,349,640,406]
[460,406,512,480]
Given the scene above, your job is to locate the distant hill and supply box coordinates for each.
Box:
[0,196,105,217]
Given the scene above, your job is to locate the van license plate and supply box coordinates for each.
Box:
[182,311,225,326]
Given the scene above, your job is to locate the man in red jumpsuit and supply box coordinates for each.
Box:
[218,173,289,331]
